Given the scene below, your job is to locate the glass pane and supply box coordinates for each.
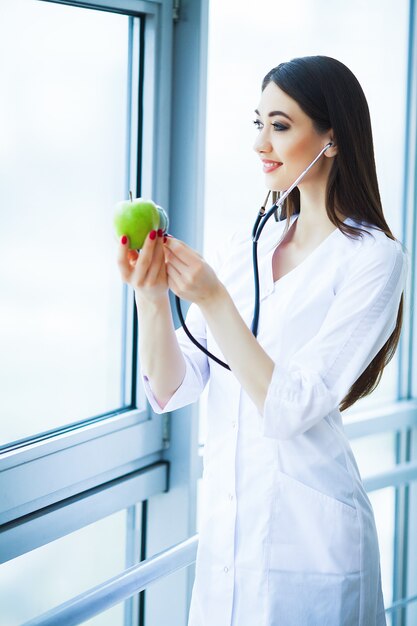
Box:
[369,487,395,613]
[343,356,400,419]
[145,564,191,626]
[350,432,397,478]
[405,595,417,623]
[0,1,135,446]
[203,0,408,429]
[196,476,204,531]
[0,509,127,625]
[406,475,417,625]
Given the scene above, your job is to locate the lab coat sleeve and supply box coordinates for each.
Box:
[262,238,408,439]
[140,229,238,414]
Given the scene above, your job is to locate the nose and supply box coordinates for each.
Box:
[253,128,272,155]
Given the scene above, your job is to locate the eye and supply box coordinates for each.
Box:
[271,122,288,131]
[253,119,263,130]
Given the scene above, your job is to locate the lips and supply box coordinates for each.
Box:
[262,160,283,173]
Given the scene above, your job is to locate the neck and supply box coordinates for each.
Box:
[290,176,344,248]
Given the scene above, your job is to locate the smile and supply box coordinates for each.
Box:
[262,160,283,173]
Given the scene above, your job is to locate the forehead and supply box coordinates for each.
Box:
[256,82,305,120]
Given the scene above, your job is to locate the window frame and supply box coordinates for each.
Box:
[0,0,174,557]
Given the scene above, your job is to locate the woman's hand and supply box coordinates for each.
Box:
[117,230,168,303]
[163,236,223,306]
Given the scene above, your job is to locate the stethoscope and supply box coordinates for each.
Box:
[175,142,333,371]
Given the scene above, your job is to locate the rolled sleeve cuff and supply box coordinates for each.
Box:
[261,362,337,439]
[141,354,206,414]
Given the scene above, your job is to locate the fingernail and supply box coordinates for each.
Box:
[121,235,128,245]
[166,234,173,238]
[157,228,163,237]
[149,230,156,240]
[163,235,167,243]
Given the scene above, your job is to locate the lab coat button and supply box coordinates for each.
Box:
[224,566,229,573]
[232,421,236,428]
[228,493,234,501]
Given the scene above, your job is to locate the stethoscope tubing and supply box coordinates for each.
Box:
[175,143,333,371]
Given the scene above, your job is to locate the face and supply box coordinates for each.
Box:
[253,81,335,191]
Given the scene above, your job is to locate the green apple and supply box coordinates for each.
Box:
[114,196,160,250]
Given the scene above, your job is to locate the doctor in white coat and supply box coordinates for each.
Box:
[117,55,408,626]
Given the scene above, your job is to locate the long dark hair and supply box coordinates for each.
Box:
[262,55,405,413]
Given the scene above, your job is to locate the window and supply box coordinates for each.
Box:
[0,0,179,622]
[0,509,126,625]
[1,1,207,623]
[0,1,137,447]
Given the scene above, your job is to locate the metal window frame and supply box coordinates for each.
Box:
[19,429,417,626]
[0,462,168,564]
[391,1,417,623]
[21,458,417,626]
[23,534,199,626]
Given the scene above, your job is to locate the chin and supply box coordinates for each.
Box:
[265,174,289,193]
[266,183,285,193]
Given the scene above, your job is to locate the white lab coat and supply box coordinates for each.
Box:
[142,212,408,626]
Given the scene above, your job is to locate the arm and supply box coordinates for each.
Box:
[199,284,274,413]
[118,230,234,414]
[139,297,211,414]
[117,231,190,411]
[135,292,186,409]
[165,235,407,438]
[258,239,407,439]
[164,235,275,412]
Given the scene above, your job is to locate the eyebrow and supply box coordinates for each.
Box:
[254,108,293,122]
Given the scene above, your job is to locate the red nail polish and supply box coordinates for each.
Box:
[121,235,128,245]
[157,228,163,237]
[149,230,156,240]
[163,235,167,243]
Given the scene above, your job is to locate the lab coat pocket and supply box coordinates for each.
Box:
[265,569,360,626]
[268,471,360,576]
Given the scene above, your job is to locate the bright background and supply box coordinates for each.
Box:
[0,0,127,447]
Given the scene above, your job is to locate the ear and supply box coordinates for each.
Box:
[324,133,338,157]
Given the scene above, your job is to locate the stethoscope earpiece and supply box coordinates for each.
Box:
[250,142,335,337]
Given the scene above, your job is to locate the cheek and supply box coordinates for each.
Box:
[282,134,311,161]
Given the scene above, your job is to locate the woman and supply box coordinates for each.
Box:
[117,56,408,625]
